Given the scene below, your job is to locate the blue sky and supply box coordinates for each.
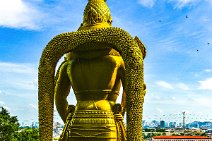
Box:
[0,0,212,124]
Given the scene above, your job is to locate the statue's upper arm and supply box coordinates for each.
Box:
[55,61,71,98]
[54,60,72,122]
[119,58,125,89]
[118,58,126,116]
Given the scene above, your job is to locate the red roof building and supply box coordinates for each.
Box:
[152,136,212,141]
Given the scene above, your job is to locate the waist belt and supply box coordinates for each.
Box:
[74,90,119,100]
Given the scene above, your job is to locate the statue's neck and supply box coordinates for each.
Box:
[78,22,111,31]
[71,48,120,59]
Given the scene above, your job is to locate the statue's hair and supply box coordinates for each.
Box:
[83,0,112,27]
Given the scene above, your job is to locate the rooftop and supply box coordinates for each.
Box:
[153,136,211,139]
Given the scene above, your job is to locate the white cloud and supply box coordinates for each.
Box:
[195,97,212,107]
[3,106,10,111]
[0,62,37,91]
[156,108,164,114]
[156,81,174,89]
[0,0,43,29]
[169,0,201,8]
[0,101,10,111]
[171,96,176,101]
[0,101,5,105]
[0,90,7,96]
[30,104,38,110]
[33,79,38,87]
[138,0,156,7]
[177,83,189,90]
[204,69,212,72]
[0,62,36,74]
[0,0,84,30]
[198,77,212,90]
[144,93,212,122]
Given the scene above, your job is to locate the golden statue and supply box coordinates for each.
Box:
[38,0,146,141]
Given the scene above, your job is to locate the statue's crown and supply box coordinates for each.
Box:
[80,0,112,29]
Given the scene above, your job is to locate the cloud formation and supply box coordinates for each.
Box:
[0,62,37,91]
[204,69,212,72]
[138,0,156,7]
[30,104,38,110]
[198,77,212,90]
[177,83,189,90]
[0,100,10,110]
[168,0,202,8]
[156,81,174,89]
[0,101,5,105]
[0,0,43,29]
[137,0,203,8]
[0,62,36,74]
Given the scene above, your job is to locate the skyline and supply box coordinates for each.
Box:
[0,0,212,123]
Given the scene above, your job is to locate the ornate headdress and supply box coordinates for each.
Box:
[79,0,112,30]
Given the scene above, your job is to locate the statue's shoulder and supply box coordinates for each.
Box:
[103,54,124,69]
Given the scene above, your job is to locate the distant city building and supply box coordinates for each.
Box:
[185,121,212,129]
[160,120,165,128]
[137,120,211,129]
[151,120,160,127]
[169,122,176,128]
[143,120,146,126]
[152,136,211,141]
[32,121,39,128]
[165,122,169,128]
[186,123,191,128]
[179,123,182,128]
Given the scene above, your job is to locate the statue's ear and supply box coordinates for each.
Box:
[65,52,76,61]
[134,36,146,59]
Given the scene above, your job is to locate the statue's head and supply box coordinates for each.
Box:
[79,0,112,30]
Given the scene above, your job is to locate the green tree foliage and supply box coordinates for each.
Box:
[143,132,163,139]
[0,107,19,141]
[155,127,166,132]
[14,128,39,141]
[0,107,40,141]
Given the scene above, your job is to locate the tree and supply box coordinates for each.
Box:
[156,127,166,132]
[14,128,39,141]
[0,107,19,141]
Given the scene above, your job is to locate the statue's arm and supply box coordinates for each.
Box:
[54,61,71,123]
[119,60,126,117]
[121,90,126,117]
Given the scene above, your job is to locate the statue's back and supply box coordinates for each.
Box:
[61,49,125,141]
[68,49,124,100]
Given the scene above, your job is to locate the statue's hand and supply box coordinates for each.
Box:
[112,103,122,114]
